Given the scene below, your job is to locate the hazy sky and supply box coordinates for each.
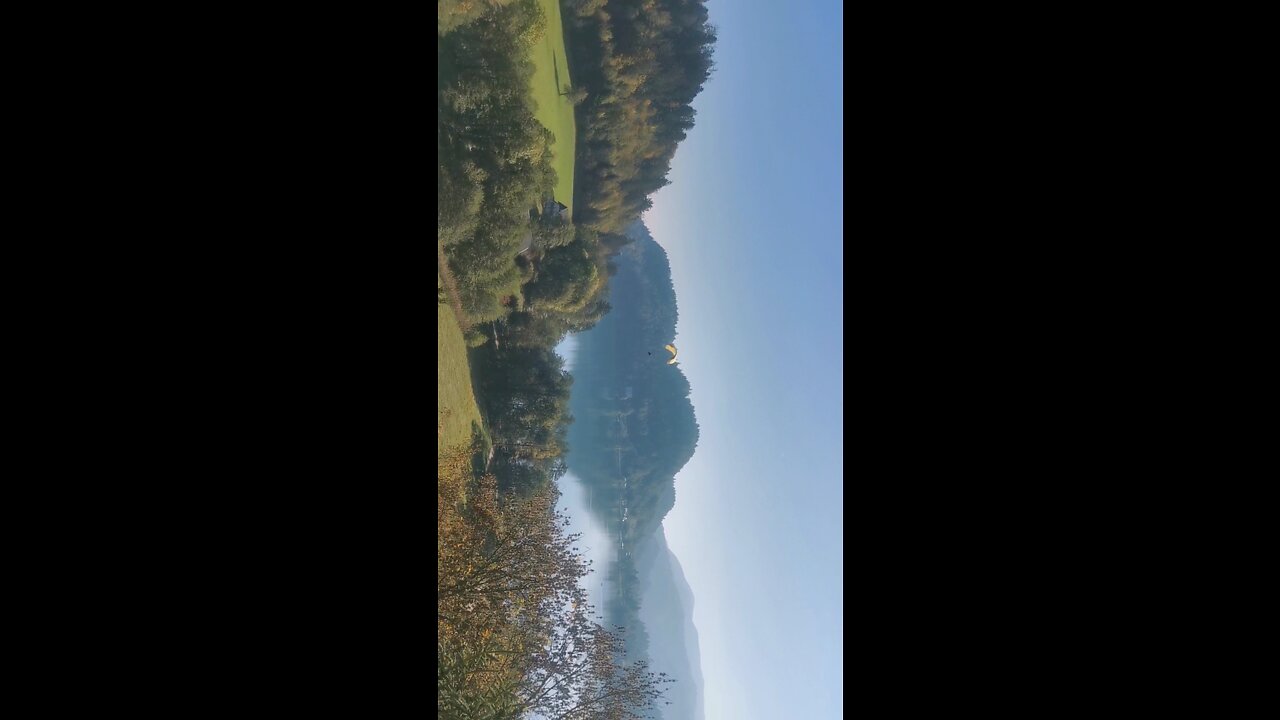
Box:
[642,1,844,717]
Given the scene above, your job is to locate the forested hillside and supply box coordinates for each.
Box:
[636,528,705,720]
[562,0,717,233]
[568,222,698,544]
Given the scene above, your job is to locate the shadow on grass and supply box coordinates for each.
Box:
[553,51,566,96]
[470,421,493,478]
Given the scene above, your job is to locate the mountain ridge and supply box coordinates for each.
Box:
[565,220,703,719]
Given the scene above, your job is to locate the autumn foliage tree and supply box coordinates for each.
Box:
[438,440,673,719]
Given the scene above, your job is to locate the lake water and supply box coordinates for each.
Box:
[555,334,615,616]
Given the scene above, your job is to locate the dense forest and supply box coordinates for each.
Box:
[561,0,717,233]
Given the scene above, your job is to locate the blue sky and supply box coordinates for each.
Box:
[643,1,844,717]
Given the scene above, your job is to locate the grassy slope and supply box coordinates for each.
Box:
[438,301,484,453]
[529,0,575,215]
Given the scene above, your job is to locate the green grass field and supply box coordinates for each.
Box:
[438,301,485,453]
[529,0,575,216]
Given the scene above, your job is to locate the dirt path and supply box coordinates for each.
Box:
[437,242,469,330]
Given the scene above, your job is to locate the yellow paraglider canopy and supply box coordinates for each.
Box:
[664,344,678,365]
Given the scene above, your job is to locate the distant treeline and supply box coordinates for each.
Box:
[562,0,716,233]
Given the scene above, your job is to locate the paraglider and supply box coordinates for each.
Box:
[664,344,678,365]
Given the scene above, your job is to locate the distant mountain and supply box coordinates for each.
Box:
[566,220,698,546]
[565,221,702,719]
[635,527,705,720]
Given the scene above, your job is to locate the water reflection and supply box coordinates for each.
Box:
[554,470,613,617]
[554,334,614,616]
